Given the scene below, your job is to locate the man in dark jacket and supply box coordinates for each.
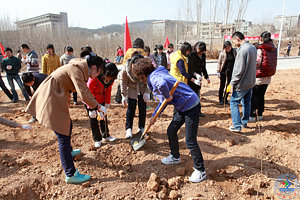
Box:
[2,48,29,103]
[22,72,48,123]
[153,44,168,69]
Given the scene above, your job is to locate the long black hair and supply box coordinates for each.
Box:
[260,31,273,43]
[82,51,105,74]
[104,63,118,80]
[194,41,206,52]
[223,41,232,49]
[132,38,144,49]
[180,42,192,56]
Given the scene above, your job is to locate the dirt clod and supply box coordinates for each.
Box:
[175,167,186,176]
[169,190,179,199]
[168,177,182,190]
[82,181,91,188]
[16,158,30,167]
[157,185,168,199]
[118,170,126,178]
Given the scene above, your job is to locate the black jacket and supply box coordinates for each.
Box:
[152,52,168,69]
[188,51,209,88]
[25,73,48,96]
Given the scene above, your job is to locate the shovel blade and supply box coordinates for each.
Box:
[131,138,146,151]
[130,130,146,151]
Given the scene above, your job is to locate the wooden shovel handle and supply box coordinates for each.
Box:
[142,81,180,137]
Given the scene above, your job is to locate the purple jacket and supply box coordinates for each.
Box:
[147,66,199,117]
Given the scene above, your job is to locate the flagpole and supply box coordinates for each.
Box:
[277,0,286,58]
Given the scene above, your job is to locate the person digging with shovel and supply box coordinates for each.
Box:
[26,52,107,184]
[132,58,206,183]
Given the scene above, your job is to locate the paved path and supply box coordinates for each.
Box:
[206,56,300,75]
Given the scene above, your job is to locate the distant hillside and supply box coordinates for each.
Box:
[70,20,160,35]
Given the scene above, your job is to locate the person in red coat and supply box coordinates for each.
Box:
[250,31,277,121]
[115,46,124,63]
[85,62,119,148]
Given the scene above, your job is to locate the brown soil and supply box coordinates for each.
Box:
[0,69,299,200]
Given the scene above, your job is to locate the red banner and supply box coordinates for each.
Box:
[124,16,132,53]
[164,36,170,48]
[0,42,6,58]
[225,33,279,41]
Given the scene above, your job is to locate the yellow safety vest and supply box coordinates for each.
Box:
[170,50,188,84]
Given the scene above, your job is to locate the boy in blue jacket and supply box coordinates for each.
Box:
[132,58,206,183]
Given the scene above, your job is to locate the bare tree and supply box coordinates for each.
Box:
[196,0,203,37]
[236,0,250,30]
[210,0,218,51]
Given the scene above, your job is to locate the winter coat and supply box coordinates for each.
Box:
[148,66,199,117]
[85,77,113,108]
[116,48,124,56]
[152,52,168,69]
[24,72,48,96]
[25,58,98,136]
[25,50,39,72]
[230,41,257,92]
[60,53,76,66]
[120,59,150,99]
[217,48,237,73]
[42,54,61,75]
[166,50,175,70]
[122,48,147,65]
[170,50,189,84]
[188,51,209,88]
[2,56,21,75]
[256,42,277,78]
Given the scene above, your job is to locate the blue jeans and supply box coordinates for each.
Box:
[230,89,252,129]
[167,103,205,172]
[54,122,76,177]
[7,74,29,100]
[115,55,124,63]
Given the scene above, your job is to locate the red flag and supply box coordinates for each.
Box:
[164,36,170,48]
[124,16,132,53]
[0,42,6,58]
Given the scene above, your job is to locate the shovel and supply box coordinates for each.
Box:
[130,81,180,151]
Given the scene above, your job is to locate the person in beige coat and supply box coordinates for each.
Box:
[217,41,237,105]
[120,54,151,138]
[26,54,107,184]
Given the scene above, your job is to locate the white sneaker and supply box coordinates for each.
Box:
[229,126,241,132]
[137,127,144,133]
[126,129,132,138]
[249,117,256,122]
[161,154,181,165]
[29,117,37,123]
[102,136,116,142]
[189,168,207,183]
[94,141,101,148]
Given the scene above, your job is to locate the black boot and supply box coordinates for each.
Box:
[219,99,224,105]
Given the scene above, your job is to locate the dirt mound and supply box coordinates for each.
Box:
[1,69,300,199]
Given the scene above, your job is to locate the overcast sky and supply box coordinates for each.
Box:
[1,0,299,29]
